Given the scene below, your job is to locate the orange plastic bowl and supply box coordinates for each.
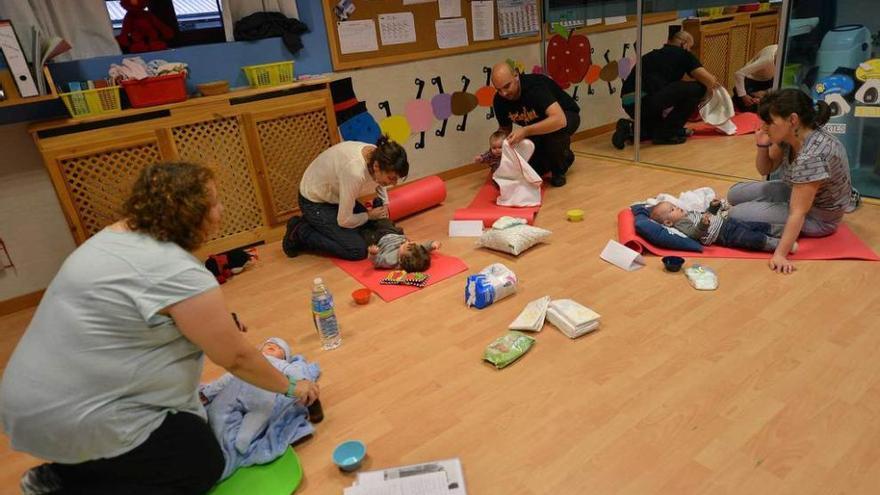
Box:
[352,288,372,305]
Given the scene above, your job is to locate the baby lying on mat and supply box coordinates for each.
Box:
[650,199,798,253]
[360,218,440,271]
[200,337,321,480]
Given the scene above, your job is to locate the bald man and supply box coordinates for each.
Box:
[614,30,720,148]
[491,62,580,187]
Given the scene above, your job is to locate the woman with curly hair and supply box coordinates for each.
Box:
[0,162,319,494]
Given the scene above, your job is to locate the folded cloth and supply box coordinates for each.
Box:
[641,187,717,211]
[546,299,601,338]
[234,12,309,55]
[509,296,551,332]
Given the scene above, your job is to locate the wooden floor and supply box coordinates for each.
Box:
[2,156,880,494]
[574,129,765,180]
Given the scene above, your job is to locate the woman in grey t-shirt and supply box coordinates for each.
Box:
[1,163,319,494]
[727,89,853,274]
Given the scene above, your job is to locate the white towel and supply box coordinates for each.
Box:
[493,139,542,207]
[700,87,738,135]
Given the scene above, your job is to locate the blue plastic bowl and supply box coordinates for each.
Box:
[662,256,685,272]
[333,440,366,471]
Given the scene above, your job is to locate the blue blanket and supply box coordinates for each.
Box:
[202,355,320,480]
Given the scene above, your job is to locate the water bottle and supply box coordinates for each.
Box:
[311,277,342,350]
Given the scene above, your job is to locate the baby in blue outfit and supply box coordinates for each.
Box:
[200,337,322,480]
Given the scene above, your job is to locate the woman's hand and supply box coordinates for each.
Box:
[742,94,759,107]
[368,245,379,255]
[367,205,389,220]
[293,380,319,406]
[755,126,772,147]
[769,253,795,274]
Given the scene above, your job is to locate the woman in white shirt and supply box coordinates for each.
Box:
[283,135,409,260]
[733,44,778,111]
[2,163,319,494]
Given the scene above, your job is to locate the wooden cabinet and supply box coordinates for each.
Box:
[29,79,338,258]
[684,10,780,91]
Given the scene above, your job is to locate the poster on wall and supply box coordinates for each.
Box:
[471,1,495,41]
[378,13,417,45]
[338,19,379,54]
[439,0,462,18]
[436,18,468,49]
[497,0,539,38]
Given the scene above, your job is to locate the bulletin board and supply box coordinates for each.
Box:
[322,0,543,71]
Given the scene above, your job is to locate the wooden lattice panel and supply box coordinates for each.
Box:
[172,117,265,241]
[59,142,161,239]
[256,109,333,222]
[751,24,778,59]
[729,25,751,89]
[702,32,731,91]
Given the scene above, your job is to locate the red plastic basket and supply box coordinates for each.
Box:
[121,72,188,108]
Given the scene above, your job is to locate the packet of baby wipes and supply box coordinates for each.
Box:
[684,264,718,290]
[483,331,535,369]
[509,296,551,332]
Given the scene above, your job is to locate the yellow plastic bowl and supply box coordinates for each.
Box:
[566,209,584,222]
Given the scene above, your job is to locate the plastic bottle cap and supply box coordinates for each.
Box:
[314,277,323,285]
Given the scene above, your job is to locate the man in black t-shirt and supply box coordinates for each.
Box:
[491,63,580,187]
[614,30,720,147]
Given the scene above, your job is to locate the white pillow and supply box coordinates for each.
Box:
[478,224,551,256]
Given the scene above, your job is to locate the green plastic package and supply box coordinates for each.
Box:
[483,331,535,369]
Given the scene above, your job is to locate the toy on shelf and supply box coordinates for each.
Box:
[116,0,174,53]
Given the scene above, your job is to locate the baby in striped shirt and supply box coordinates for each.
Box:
[650,199,797,253]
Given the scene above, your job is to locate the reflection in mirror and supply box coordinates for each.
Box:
[629,2,783,180]
[543,1,638,163]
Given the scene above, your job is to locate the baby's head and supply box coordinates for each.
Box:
[649,201,686,226]
[398,241,431,272]
[489,130,506,157]
[261,337,291,361]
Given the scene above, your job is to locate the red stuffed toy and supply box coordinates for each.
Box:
[116,0,174,53]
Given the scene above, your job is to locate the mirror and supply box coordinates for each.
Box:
[545,1,639,163]
[632,1,783,180]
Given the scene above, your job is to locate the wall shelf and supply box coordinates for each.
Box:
[0,67,58,108]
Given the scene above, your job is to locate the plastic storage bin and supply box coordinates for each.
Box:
[121,72,188,108]
[816,25,872,79]
[60,86,122,118]
[242,61,294,88]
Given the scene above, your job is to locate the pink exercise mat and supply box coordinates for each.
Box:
[332,252,468,302]
[688,112,763,139]
[618,208,880,260]
[452,177,546,227]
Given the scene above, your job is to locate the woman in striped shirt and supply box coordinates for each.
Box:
[727,89,853,274]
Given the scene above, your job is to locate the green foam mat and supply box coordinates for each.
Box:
[208,447,303,495]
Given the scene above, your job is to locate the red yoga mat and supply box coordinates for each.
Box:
[452,177,545,227]
[332,252,468,302]
[387,176,447,221]
[689,112,763,139]
[618,208,880,261]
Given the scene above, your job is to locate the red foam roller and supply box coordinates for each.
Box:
[387,176,447,221]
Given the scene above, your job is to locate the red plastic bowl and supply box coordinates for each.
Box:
[352,288,372,305]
